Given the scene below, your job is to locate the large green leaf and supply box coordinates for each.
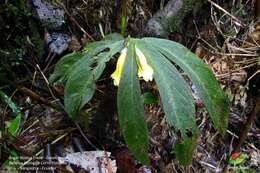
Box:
[136,41,199,164]
[62,53,94,82]
[91,40,125,80]
[143,38,229,136]
[64,58,95,119]
[63,40,124,118]
[53,34,124,119]
[49,52,85,84]
[84,34,124,56]
[50,33,124,84]
[117,41,149,165]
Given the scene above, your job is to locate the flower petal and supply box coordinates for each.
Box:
[111,48,128,86]
[135,47,153,82]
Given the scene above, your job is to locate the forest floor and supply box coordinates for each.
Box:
[0,0,259,173]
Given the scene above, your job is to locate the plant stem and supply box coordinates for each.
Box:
[160,0,165,10]
[121,0,127,36]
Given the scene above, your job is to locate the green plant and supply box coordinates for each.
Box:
[0,90,22,137]
[50,33,229,165]
[0,90,21,172]
[229,152,251,173]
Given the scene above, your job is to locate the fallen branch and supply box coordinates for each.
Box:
[207,0,245,27]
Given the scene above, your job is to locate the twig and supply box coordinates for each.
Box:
[0,76,57,109]
[19,87,56,109]
[74,122,98,150]
[247,69,260,84]
[99,23,105,38]
[36,64,64,110]
[227,44,258,54]
[199,161,217,169]
[207,0,245,27]
[215,63,258,77]
[43,52,56,73]
[20,119,39,136]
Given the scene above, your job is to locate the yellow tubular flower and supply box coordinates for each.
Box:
[135,47,154,82]
[111,47,128,86]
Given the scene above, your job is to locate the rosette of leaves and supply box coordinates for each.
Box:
[50,33,229,165]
